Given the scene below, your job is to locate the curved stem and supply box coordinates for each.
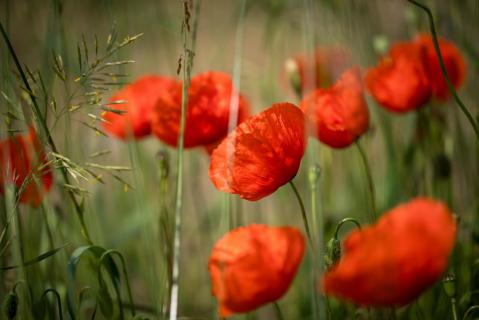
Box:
[355,141,377,222]
[407,0,479,140]
[99,250,136,317]
[463,306,479,320]
[42,289,64,320]
[334,218,361,239]
[289,181,313,247]
[0,20,93,244]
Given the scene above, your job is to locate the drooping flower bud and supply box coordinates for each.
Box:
[2,292,18,320]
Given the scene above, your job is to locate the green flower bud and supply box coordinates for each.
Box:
[325,237,341,270]
[156,150,170,180]
[443,274,456,298]
[3,292,18,320]
[308,164,321,188]
[284,58,302,98]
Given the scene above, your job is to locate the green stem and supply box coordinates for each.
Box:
[451,298,458,320]
[407,0,479,140]
[273,302,285,320]
[308,164,323,320]
[288,181,313,247]
[98,252,125,319]
[334,218,361,239]
[169,1,199,319]
[0,20,93,245]
[355,141,377,222]
[99,250,136,317]
[463,306,479,320]
[42,289,64,320]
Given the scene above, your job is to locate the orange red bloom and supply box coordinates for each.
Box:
[151,71,250,149]
[366,34,466,112]
[365,42,432,113]
[300,68,369,148]
[415,34,466,101]
[208,224,305,317]
[0,128,53,206]
[102,75,179,139]
[285,47,349,94]
[322,197,456,306]
[209,103,306,201]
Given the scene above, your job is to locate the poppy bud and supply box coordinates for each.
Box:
[2,292,18,320]
[325,237,341,270]
[308,164,321,189]
[156,150,170,181]
[284,58,303,98]
[442,274,456,298]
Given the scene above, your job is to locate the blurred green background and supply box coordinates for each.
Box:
[1,0,478,319]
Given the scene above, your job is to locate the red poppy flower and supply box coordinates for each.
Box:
[322,197,457,306]
[0,128,53,206]
[209,224,305,317]
[102,75,179,139]
[285,47,349,94]
[415,34,466,101]
[365,42,432,113]
[300,68,369,148]
[151,71,250,148]
[209,103,306,201]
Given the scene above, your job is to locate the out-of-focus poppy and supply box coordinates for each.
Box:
[102,75,179,139]
[151,71,250,149]
[208,224,305,317]
[365,42,432,113]
[415,34,466,101]
[285,47,349,95]
[209,103,306,201]
[0,128,53,206]
[366,34,466,112]
[300,68,369,148]
[322,197,456,306]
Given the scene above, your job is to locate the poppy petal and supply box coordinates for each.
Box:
[365,42,432,113]
[322,197,456,306]
[152,71,250,149]
[103,75,179,139]
[301,67,369,148]
[209,102,306,201]
[209,224,305,317]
